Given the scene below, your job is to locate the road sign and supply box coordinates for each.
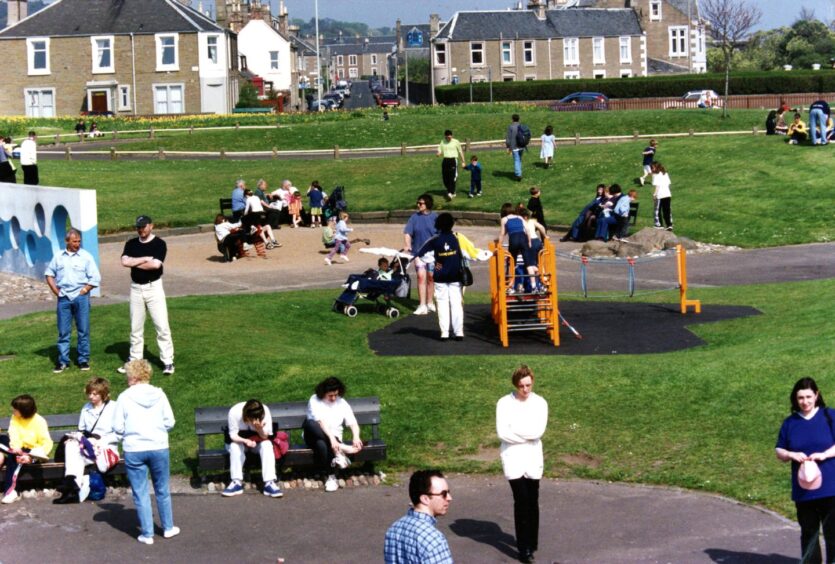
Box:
[406,28,423,48]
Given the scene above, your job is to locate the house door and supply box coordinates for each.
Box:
[201,82,226,114]
[91,91,109,113]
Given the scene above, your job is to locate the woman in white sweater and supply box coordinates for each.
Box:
[651,162,673,231]
[496,365,549,564]
[113,359,178,545]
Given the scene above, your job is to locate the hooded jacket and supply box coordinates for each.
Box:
[113,383,175,452]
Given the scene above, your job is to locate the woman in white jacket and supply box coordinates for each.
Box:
[651,162,673,231]
[496,365,548,564]
[113,359,178,545]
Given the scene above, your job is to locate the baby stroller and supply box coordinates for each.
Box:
[332,254,411,318]
[323,185,348,221]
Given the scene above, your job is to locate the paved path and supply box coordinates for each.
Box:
[0,475,797,564]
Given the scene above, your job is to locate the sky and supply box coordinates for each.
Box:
[276,0,833,31]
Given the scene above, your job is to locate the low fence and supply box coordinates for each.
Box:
[609,92,835,111]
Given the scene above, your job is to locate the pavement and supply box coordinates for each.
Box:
[3,225,833,562]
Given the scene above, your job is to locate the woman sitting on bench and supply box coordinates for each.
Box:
[1,394,53,504]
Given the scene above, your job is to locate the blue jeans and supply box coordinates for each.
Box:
[125,449,174,537]
[810,108,827,145]
[56,293,90,365]
[512,149,523,178]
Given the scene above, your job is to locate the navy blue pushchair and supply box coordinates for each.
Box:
[332,255,411,318]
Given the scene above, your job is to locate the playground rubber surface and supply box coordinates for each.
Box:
[368,302,761,356]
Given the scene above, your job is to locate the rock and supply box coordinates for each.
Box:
[22,490,36,499]
[352,476,360,486]
[338,479,346,489]
[614,241,646,258]
[675,236,698,250]
[207,482,216,492]
[359,475,369,486]
[303,479,311,489]
[371,475,381,486]
[580,240,616,257]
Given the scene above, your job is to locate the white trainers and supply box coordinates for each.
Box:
[163,526,180,539]
[340,255,350,262]
[1,490,19,504]
[137,535,154,545]
[325,475,339,492]
[331,452,350,469]
[427,303,437,313]
[324,257,332,266]
[413,305,429,315]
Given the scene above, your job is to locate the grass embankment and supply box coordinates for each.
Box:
[42,135,832,247]
[1,280,833,518]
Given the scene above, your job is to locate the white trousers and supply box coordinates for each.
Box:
[129,279,174,364]
[228,440,276,482]
[434,282,464,338]
[64,439,90,487]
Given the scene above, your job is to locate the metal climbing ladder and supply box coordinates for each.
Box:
[489,238,560,348]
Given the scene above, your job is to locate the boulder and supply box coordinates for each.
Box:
[580,240,617,257]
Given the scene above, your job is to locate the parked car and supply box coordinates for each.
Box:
[551,92,609,112]
[334,85,351,98]
[309,99,336,112]
[323,93,344,108]
[663,90,722,109]
[378,92,401,107]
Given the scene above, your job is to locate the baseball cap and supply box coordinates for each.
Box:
[135,215,152,228]
[799,460,823,490]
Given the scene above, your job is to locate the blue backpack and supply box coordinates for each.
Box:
[88,471,107,501]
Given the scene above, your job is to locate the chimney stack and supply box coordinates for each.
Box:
[277,0,288,35]
[7,0,29,27]
[429,13,440,35]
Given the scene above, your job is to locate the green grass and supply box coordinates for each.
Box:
[1,280,833,518]
[42,135,833,247]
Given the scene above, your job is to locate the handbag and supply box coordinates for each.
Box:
[455,234,474,287]
[55,401,109,462]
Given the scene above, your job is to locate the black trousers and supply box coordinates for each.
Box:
[654,197,672,228]
[302,418,333,473]
[0,161,15,183]
[442,158,458,195]
[509,477,540,554]
[797,496,835,563]
[22,164,38,185]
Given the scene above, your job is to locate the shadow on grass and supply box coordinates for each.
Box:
[703,548,795,563]
[449,518,517,559]
[104,342,162,369]
[491,170,520,181]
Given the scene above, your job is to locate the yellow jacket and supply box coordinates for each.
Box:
[9,413,53,453]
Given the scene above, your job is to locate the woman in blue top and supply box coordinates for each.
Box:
[776,377,835,563]
[416,213,464,341]
[499,202,531,294]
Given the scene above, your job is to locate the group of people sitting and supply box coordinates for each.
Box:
[767,100,834,145]
[561,183,638,244]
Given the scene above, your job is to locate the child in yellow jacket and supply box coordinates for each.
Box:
[2,394,52,504]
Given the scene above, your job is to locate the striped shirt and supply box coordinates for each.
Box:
[384,508,453,564]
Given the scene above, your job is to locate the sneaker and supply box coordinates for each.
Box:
[79,362,90,371]
[476,192,483,197]
[413,305,429,315]
[453,335,464,342]
[79,475,90,502]
[163,364,175,376]
[137,535,154,545]
[243,243,253,251]
[447,193,453,200]
[266,242,275,250]
[263,481,284,498]
[325,475,339,492]
[340,255,350,262]
[324,257,332,265]
[53,363,68,374]
[653,225,664,230]
[666,226,674,231]
[222,480,244,497]
[1,490,19,504]
[163,527,180,539]
[426,303,436,313]
[116,364,128,374]
[468,193,474,198]
[506,287,516,296]
[639,177,645,186]
[331,452,350,469]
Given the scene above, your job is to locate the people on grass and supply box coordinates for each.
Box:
[0,135,16,183]
[436,129,465,200]
[809,100,831,146]
[45,228,101,373]
[384,469,453,564]
[113,359,179,545]
[506,114,525,181]
[404,194,438,315]
[651,163,673,231]
[1,395,52,504]
[307,180,325,228]
[788,113,808,145]
[19,130,39,185]
[54,377,119,505]
[302,377,363,493]
[527,186,546,229]
[561,184,608,243]
[540,125,556,169]
[463,155,483,198]
[416,212,465,341]
[496,365,548,564]
[776,377,835,563]
[593,184,633,242]
[638,139,657,186]
[222,399,283,498]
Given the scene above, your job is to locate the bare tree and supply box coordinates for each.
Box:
[797,6,816,22]
[701,0,762,117]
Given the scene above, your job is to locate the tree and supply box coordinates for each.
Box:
[701,0,762,117]
[236,82,260,109]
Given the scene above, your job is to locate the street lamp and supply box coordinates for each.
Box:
[314,0,322,105]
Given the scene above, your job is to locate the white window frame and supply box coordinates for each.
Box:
[563,37,579,66]
[90,35,115,74]
[26,37,50,75]
[501,41,513,66]
[563,70,580,79]
[24,87,56,117]
[525,74,536,81]
[269,51,279,71]
[620,69,633,78]
[619,36,632,64]
[153,83,185,114]
[336,55,344,66]
[371,54,378,65]
[593,70,606,79]
[650,0,662,21]
[207,35,219,64]
[118,85,132,111]
[155,33,179,71]
[434,43,446,66]
[470,42,484,66]
[523,41,535,65]
[669,26,688,57]
[348,54,358,66]
[592,37,605,65]
[348,67,358,78]
[502,75,514,82]
[372,67,378,76]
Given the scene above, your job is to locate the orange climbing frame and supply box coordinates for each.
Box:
[676,244,701,313]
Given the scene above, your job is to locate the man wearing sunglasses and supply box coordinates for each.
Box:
[384,469,453,564]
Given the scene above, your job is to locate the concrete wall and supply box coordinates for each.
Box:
[0,183,100,295]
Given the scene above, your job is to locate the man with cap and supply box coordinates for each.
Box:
[119,216,175,375]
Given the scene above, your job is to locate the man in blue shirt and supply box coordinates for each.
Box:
[809,99,831,146]
[45,228,101,373]
[384,470,453,564]
[231,179,246,222]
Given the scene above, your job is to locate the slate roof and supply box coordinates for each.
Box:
[0,0,224,39]
[667,0,699,19]
[291,36,317,57]
[326,42,394,56]
[435,9,642,41]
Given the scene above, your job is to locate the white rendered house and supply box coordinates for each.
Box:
[237,19,292,94]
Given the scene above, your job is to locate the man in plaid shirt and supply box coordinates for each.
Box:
[384,470,454,563]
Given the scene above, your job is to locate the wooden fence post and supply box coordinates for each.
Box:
[752,127,758,135]
[112,130,117,140]
[574,133,580,145]
[189,126,194,135]
[235,122,240,131]
[110,147,117,161]
[401,142,406,156]
[633,130,639,139]
[158,148,165,160]
[272,146,278,159]
[55,134,61,145]
[149,127,154,139]
[220,149,226,160]
[465,138,471,153]
[64,146,72,161]
[334,145,340,159]
[689,129,694,136]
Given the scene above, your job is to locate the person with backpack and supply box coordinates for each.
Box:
[506,114,530,182]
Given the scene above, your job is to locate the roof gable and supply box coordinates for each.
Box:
[0,0,224,39]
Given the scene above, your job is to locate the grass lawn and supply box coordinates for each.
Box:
[0,279,833,518]
[98,108,767,151]
[42,134,832,247]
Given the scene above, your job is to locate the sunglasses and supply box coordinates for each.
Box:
[426,489,451,499]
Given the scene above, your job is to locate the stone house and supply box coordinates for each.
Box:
[327,41,394,83]
[432,3,646,88]
[0,0,239,117]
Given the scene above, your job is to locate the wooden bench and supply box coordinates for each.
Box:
[0,414,125,483]
[194,397,386,476]
[629,201,639,225]
[219,197,234,218]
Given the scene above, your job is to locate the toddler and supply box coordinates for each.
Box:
[325,212,353,265]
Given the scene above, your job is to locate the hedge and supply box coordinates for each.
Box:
[434,70,835,104]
